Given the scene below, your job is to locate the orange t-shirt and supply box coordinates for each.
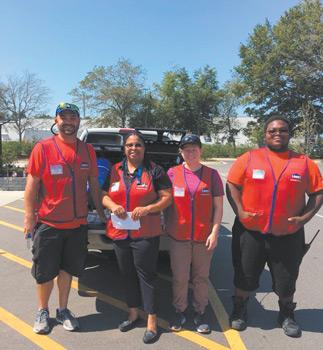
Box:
[227,148,323,195]
[27,136,98,229]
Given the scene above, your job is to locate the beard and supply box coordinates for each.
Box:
[58,124,78,135]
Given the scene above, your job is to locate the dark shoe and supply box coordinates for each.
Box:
[169,310,186,331]
[143,329,159,344]
[193,312,211,334]
[278,301,302,338]
[230,296,248,331]
[56,308,79,331]
[33,308,50,334]
[119,318,140,332]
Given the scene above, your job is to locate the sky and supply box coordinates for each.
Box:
[0,0,302,116]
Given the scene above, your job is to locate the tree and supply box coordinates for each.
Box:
[215,80,241,152]
[2,142,20,176]
[0,72,50,142]
[155,66,219,134]
[236,0,322,144]
[128,91,160,128]
[69,85,93,118]
[190,66,219,135]
[72,58,146,127]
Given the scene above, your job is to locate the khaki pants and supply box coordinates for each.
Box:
[169,238,214,314]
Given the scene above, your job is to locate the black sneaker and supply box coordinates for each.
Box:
[278,301,302,338]
[193,312,211,334]
[33,308,50,334]
[56,308,79,331]
[169,311,186,331]
[230,296,248,331]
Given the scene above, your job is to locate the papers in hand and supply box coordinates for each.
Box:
[111,212,141,230]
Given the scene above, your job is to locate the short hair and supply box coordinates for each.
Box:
[264,115,291,132]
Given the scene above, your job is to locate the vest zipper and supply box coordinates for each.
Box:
[71,170,77,218]
[266,150,291,232]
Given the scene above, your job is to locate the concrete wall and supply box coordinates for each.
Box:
[0,177,26,190]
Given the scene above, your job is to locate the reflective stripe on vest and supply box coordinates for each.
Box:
[240,148,308,236]
[37,136,91,223]
[106,161,161,240]
[165,164,213,242]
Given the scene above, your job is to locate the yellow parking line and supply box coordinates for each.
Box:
[0,220,24,232]
[76,281,229,350]
[0,249,32,269]
[3,205,25,213]
[0,248,229,350]
[208,282,247,350]
[0,216,242,350]
[0,306,66,350]
[159,273,247,350]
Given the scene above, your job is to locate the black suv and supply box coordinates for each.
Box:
[79,127,185,251]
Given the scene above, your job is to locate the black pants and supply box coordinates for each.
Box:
[232,218,305,297]
[113,236,160,314]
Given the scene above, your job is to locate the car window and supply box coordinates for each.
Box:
[86,133,123,145]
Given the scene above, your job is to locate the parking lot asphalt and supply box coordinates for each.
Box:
[0,160,322,350]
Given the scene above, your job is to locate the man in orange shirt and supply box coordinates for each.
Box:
[24,103,106,334]
[226,115,323,338]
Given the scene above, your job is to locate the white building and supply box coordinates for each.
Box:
[2,116,255,145]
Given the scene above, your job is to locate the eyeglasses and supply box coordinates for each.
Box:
[125,143,143,148]
[266,128,289,135]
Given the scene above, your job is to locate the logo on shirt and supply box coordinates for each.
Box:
[80,162,89,169]
[201,188,210,194]
[136,183,148,190]
[291,173,302,182]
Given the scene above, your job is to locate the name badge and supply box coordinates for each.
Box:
[174,186,185,197]
[252,169,265,179]
[50,164,63,175]
[80,162,89,169]
[110,182,120,192]
[136,183,148,190]
[201,188,210,194]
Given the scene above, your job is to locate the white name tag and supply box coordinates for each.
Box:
[174,186,185,197]
[252,169,265,179]
[110,182,120,192]
[50,164,63,175]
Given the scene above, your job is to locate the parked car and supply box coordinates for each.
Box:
[79,127,186,252]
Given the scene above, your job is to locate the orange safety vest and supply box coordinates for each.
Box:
[165,165,213,242]
[239,148,308,236]
[106,161,161,240]
[37,137,91,223]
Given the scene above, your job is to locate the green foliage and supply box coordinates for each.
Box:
[201,144,252,160]
[1,141,35,175]
[243,120,265,147]
[71,58,146,127]
[154,65,219,134]
[215,80,242,148]
[236,0,322,134]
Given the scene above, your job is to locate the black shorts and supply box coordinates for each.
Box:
[31,223,88,284]
[232,218,305,297]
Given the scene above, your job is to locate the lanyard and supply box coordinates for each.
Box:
[53,137,79,174]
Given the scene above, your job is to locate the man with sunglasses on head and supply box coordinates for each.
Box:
[226,115,323,338]
[24,102,106,334]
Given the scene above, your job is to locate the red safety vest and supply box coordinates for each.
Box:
[106,162,161,240]
[165,165,213,242]
[239,148,308,236]
[37,137,91,223]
